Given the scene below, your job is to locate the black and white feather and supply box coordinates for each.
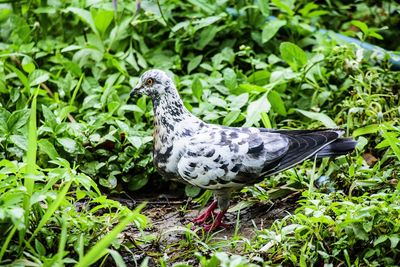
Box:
[131,69,356,218]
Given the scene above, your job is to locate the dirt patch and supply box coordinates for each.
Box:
[113,193,298,266]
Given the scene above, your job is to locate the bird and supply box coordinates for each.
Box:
[130,69,356,231]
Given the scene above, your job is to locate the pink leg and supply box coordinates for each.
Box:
[203,210,230,232]
[192,201,217,225]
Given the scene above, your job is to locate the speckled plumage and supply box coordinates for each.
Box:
[131,69,356,230]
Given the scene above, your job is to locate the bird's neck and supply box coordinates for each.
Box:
[152,89,200,149]
[152,90,193,127]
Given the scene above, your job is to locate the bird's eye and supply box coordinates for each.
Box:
[145,78,154,86]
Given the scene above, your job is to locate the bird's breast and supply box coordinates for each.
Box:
[153,128,187,178]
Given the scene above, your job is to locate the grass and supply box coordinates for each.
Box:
[0,0,399,266]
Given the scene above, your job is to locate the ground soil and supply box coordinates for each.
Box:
[111,189,298,266]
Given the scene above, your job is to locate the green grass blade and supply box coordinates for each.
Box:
[0,222,19,261]
[5,63,30,93]
[28,179,73,244]
[381,130,400,161]
[75,204,145,267]
[65,73,84,122]
[70,73,84,107]
[22,86,40,235]
[56,214,68,265]
[261,112,272,128]
[25,90,38,189]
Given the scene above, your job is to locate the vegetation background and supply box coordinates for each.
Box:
[0,0,399,266]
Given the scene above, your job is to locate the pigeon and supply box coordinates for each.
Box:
[130,69,356,231]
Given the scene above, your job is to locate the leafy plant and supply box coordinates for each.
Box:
[0,0,399,266]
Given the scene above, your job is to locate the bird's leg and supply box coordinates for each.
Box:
[203,189,232,231]
[203,210,230,232]
[192,200,217,224]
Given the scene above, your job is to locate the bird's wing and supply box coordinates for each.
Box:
[260,129,344,176]
[176,126,289,189]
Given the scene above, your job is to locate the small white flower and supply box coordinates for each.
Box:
[344,59,359,70]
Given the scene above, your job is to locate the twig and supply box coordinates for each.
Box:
[39,82,54,97]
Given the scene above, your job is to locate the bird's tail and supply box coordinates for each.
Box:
[316,138,357,158]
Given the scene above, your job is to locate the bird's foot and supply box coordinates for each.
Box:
[203,210,229,232]
[192,201,217,225]
[203,221,231,232]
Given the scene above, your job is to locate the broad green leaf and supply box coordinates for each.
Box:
[268,90,287,116]
[91,9,114,35]
[307,10,329,17]
[38,139,59,160]
[381,131,400,161]
[280,42,307,71]
[196,26,219,49]
[244,93,271,127]
[171,21,190,32]
[100,175,117,189]
[258,0,270,17]
[356,136,368,150]
[29,70,49,86]
[58,106,76,121]
[128,175,148,191]
[126,51,139,71]
[193,16,221,31]
[299,2,318,16]
[185,184,201,197]
[57,137,77,153]
[6,63,30,92]
[187,55,202,73]
[7,110,30,134]
[352,223,369,240]
[271,0,295,16]
[22,57,36,74]
[389,235,400,249]
[223,68,237,91]
[351,20,368,35]
[127,136,142,149]
[10,135,27,151]
[353,124,379,137]
[247,70,270,86]
[192,77,203,101]
[22,62,36,74]
[35,239,46,256]
[108,250,127,267]
[223,110,241,126]
[0,108,10,134]
[118,104,144,114]
[295,109,336,128]
[100,73,119,107]
[368,31,383,40]
[41,105,57,128]
[239,84,267,94]
[107,101,120,113]
[0,7,11,22]
[64,7,98,35]
[187,0,214,15]
[208,96,226,108]
[374,235,388,246]
[262,20,286,43]
[229,93,249,109]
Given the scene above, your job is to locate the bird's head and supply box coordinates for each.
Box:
[130,69,173,98]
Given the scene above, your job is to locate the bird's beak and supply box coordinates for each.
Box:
[130,82,143,98]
